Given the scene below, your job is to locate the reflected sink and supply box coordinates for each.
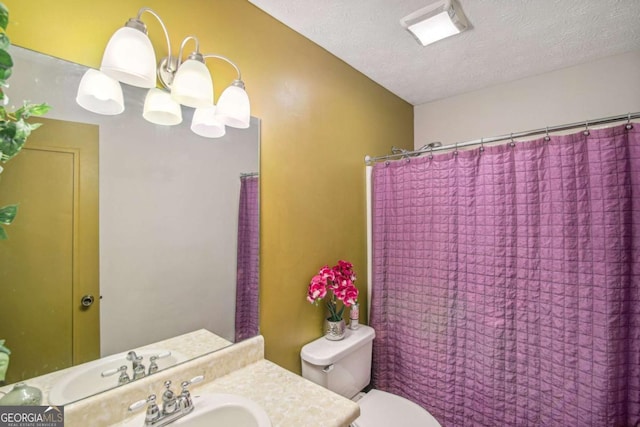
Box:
[122,393,271,427]
[48,348,187,405]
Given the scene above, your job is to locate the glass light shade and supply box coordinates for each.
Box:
[76,69,124,115]
[100,27,157,88]
[407,11,461,46]
[191,106,226,138]
[171,59,214,108]
[401,0,468,47]
[142,88,183,125]
[215,85,250,129]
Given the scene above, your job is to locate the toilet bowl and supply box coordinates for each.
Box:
[352,389,440,427]
[300,325,441,427]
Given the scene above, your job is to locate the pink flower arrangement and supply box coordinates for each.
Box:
[307,260,359,322]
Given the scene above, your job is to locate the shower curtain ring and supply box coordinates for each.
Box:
[510,133,515,147]
[584,121,590,136]
[429,146,433,159]
[626,113,633,130]
[544,126,551,142]
[479,138,485,152]
[454,143,459,156]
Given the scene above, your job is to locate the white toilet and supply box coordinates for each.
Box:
[301,325,441,427]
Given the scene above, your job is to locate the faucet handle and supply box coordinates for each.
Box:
[128,394,160,424]
[152,350,172,359]
[101,365,125,377]
[180,375,204,391]
[128,397,149,413]
[148,351,172,375]
[178,375,205,412]
[101,365,131,385]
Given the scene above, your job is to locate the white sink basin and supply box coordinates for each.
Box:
[175,393,271,427]
[122,393,271,427]
[48,348,187,405]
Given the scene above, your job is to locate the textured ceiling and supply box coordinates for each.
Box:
[248,0,640,106]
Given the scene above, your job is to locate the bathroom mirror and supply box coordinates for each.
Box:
[0,46,260,400]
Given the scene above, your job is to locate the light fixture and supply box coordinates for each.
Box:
[76,7,251,138]
[100,24,157,88]
[75,69,124,115]
[142,88,182,126]
[400,0,469,47]
[191,105,226,138]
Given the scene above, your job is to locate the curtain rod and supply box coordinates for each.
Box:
[240,172,259,178]
[364,112,640,165]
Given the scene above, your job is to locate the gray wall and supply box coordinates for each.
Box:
[414,50,640,147]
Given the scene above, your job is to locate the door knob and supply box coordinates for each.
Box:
[81,294,95,307]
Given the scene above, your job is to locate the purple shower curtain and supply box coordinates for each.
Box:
[370,124,639,426]
[235,175,259,342]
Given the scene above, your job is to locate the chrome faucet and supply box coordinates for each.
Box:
[161,381,178,415]
[102,351,173,386]
[127,351,146,380]
[128,375,204,427]
[127,351,140,367]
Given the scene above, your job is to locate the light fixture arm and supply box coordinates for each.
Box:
[126,7,243,91]
[178,36,203,64]
[127,7,181,89]
[130,8,174,71]
[202,53,245,88]
[157,35,206,90]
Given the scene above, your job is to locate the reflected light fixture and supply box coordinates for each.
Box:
[75,7,251,137]
[191,105,226,138]
[75,69,124,115]
[400,0,469,47]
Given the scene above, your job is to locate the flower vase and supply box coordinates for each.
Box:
[325,319,346,340]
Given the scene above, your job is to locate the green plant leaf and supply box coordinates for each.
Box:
[0,3,8,32]
[0,63,11,82]
[28,102,51,117]
[0,121,26,161]
[0,48,12,71]
[0,203,17,225]
[0,46,11,93]
[15,117,33,138]
[0,33,8,51]
[15,102,51,120]
[0,224,7,240]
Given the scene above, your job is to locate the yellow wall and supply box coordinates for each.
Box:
[6,0,413,373]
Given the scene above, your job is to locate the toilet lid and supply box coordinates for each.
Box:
[352,389,442,427]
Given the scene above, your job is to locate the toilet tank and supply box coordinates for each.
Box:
[300,325,376,399]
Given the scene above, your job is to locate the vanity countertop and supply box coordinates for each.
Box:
[0,329,231,406]
[65,335,359,427]
[189,359,360,427]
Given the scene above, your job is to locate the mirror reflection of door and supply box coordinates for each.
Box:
[0,117,99,384]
